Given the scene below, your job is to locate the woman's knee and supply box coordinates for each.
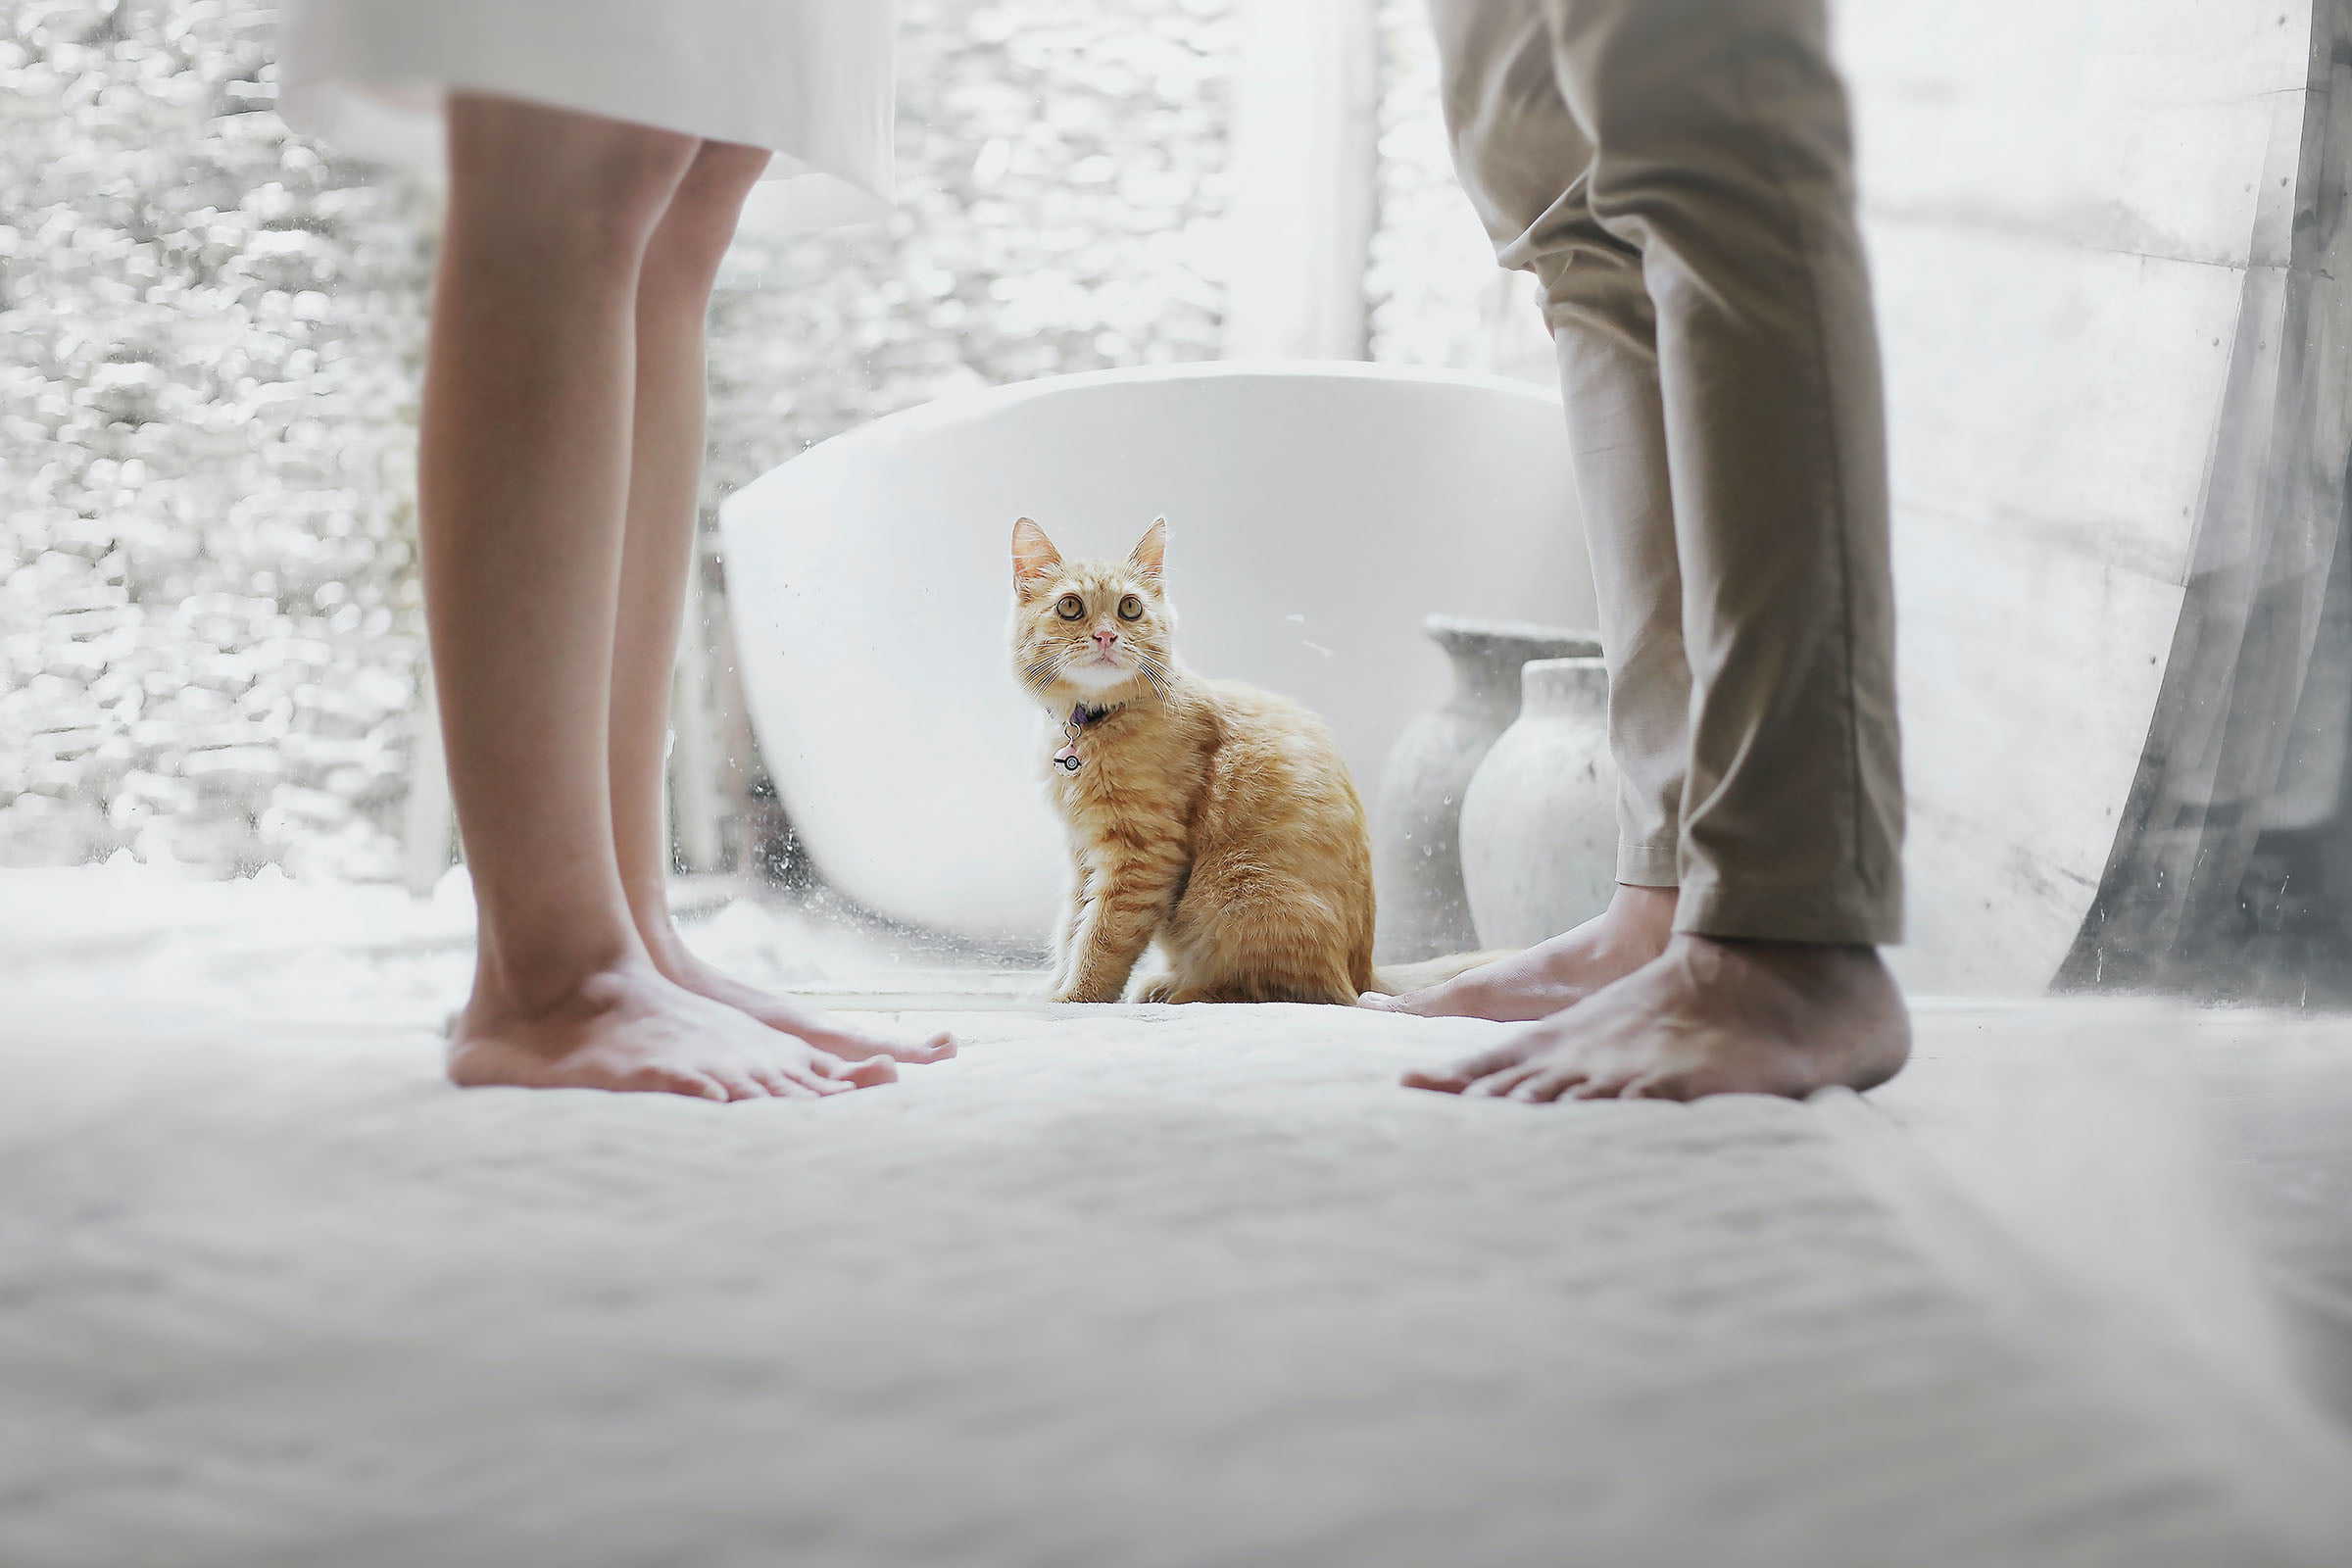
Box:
[444,92,702,259]
[643,142,772,289]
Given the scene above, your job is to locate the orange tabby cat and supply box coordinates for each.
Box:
[1009,515,1379,1004]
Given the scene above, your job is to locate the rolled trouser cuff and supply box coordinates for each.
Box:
[1617,835,1680,888]
[1673,873,1903,947]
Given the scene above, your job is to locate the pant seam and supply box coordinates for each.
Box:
[1727,38,1875,907]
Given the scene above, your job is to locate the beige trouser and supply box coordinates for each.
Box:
[1429,0,1904,945]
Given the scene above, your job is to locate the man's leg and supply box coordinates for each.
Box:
[1372,0,1690,1022]
[1404,0,1909,1100]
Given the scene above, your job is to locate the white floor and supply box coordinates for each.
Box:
[6,869,2351,1566]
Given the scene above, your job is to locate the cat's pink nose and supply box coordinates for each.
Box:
[1093,628,1119,651]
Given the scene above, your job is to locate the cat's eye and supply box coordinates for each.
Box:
[1055,593,1084,620]
[1117,595,1144,621]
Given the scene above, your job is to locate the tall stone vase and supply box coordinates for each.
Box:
[1372,617,1601,959]
[1459,657,1618,948]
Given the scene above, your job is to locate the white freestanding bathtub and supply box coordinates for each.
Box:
[717,362,1594,944]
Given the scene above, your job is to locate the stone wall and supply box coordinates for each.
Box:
[1,0,432,878]
[2,0,1237,879]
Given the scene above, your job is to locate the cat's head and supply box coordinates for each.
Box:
[1008,515,1174,704]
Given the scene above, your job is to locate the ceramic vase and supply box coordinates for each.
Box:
[1372,617,1601,959]
[1459,657,1618,948]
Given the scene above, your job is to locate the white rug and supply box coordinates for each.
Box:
[5,988,2348,1567]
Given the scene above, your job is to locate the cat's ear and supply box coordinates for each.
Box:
[1128,516,1168,584]
[1010,517,1062,599]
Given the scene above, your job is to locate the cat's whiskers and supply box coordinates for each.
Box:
[1132,651,1177,702]
[1018,617,1175,708]
[1019,653,1066,695]
[1021,638,1173,705]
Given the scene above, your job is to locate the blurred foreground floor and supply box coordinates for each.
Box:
[4,868,2351,1566]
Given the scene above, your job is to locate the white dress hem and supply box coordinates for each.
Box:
[276,0,898,232]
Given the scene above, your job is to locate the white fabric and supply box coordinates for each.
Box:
[276,0,897,228]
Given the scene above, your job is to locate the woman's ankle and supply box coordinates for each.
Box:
[466,931,661,1023]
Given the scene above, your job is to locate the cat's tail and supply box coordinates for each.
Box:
[1363,949,1516,998]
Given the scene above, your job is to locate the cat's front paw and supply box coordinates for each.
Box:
[1134,973,1178,1004]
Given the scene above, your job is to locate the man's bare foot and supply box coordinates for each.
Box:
[447,962,924,1101]
[646,932,956,1067]
[1400,933,1909,1102]
[1362,884,1678,1021]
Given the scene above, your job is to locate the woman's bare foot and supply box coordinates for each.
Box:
[1401,933,1909,1102]
[1362,884,1678,1021]
[447,961,912,1101]
[645,931,956,1066]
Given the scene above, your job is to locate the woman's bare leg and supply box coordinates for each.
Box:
[607,140,950,1065]
[424,94,903,1100]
